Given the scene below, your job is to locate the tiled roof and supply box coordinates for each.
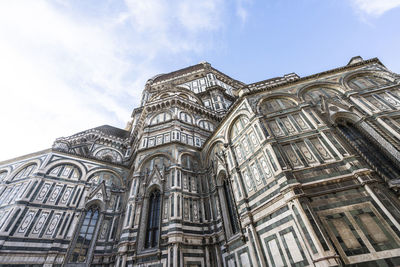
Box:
[93,125,130,139]
[151,63,205,83]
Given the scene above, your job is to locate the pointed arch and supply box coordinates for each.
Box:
[179,153,199,170]
[228,114,250,142]
[205,141,225,169]
[216,170,240,236]
[137,153,172,173]
[87,171,124,190]
[144,188,161,248]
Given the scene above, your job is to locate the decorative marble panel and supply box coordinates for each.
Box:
[250,163,262,185]
[282,144,302,168]
[45,213,62,236]
[48,185,63,203]
[249,131,259,147]
[37,183,52,202]
[32,212,50,235]
[281,117,297,134]
[310,138,332,161]
[293,114,309,130]
[297,142,317,164]
[60,186,73,205]
[100,219,109,240]
[258,156,272,178]
[18,210,37,234]
[242,170,253,192]
[269,120,284,137]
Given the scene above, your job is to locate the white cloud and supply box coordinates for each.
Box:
[0,0,228,161]
[351,0,400,16]
[177,0,223,31]
[236,0,252,24]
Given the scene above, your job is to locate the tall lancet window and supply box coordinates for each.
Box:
[338,121,400,181]
[69,206,100,263]
[223,180,239,234]
[145,190,161,248]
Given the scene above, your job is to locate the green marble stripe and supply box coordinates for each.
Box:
[254,206,289,227]
[257,214,294,236]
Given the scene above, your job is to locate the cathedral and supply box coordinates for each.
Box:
[1,56,400,267]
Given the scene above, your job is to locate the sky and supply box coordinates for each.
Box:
[0,0,400,161]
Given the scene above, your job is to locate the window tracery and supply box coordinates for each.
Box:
[181,154,199,170]
[230,115,250,140]
[260,98,297,114]
[12,164,37,181]
[47,164,81,179]
[180,112,192,124]
[142,156,170,173]
[145,190,161,248]
[303,88,340,103]
[68,206,100,263]
[348,75,393,90]
[337,121,400,181]
[221,176,239,235]
[198,120,215,131]
[94,149,123,163]
[150,112,172,125]
[88,172,122,190]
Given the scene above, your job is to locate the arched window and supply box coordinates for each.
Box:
[150,112,172,125]
[180,112,192,124]
[260,98,297,114]
[303,88,340,103]
[12,164,37,181]
[230,115,250,140]
[223,179,239,234]
[47,164,81,179]
[142,156,170,173]
[94,148,123,163]
[145,190,161,248]
[208,142,224,167]
[198,120,215,131]
[348,75,393,91]
[88,172,122,190]
[69,206,100,263]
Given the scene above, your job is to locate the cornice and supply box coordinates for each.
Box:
[201,57,384,149]
[0,149,52,166]
[50,149,131,168]
[244,57,383,96]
